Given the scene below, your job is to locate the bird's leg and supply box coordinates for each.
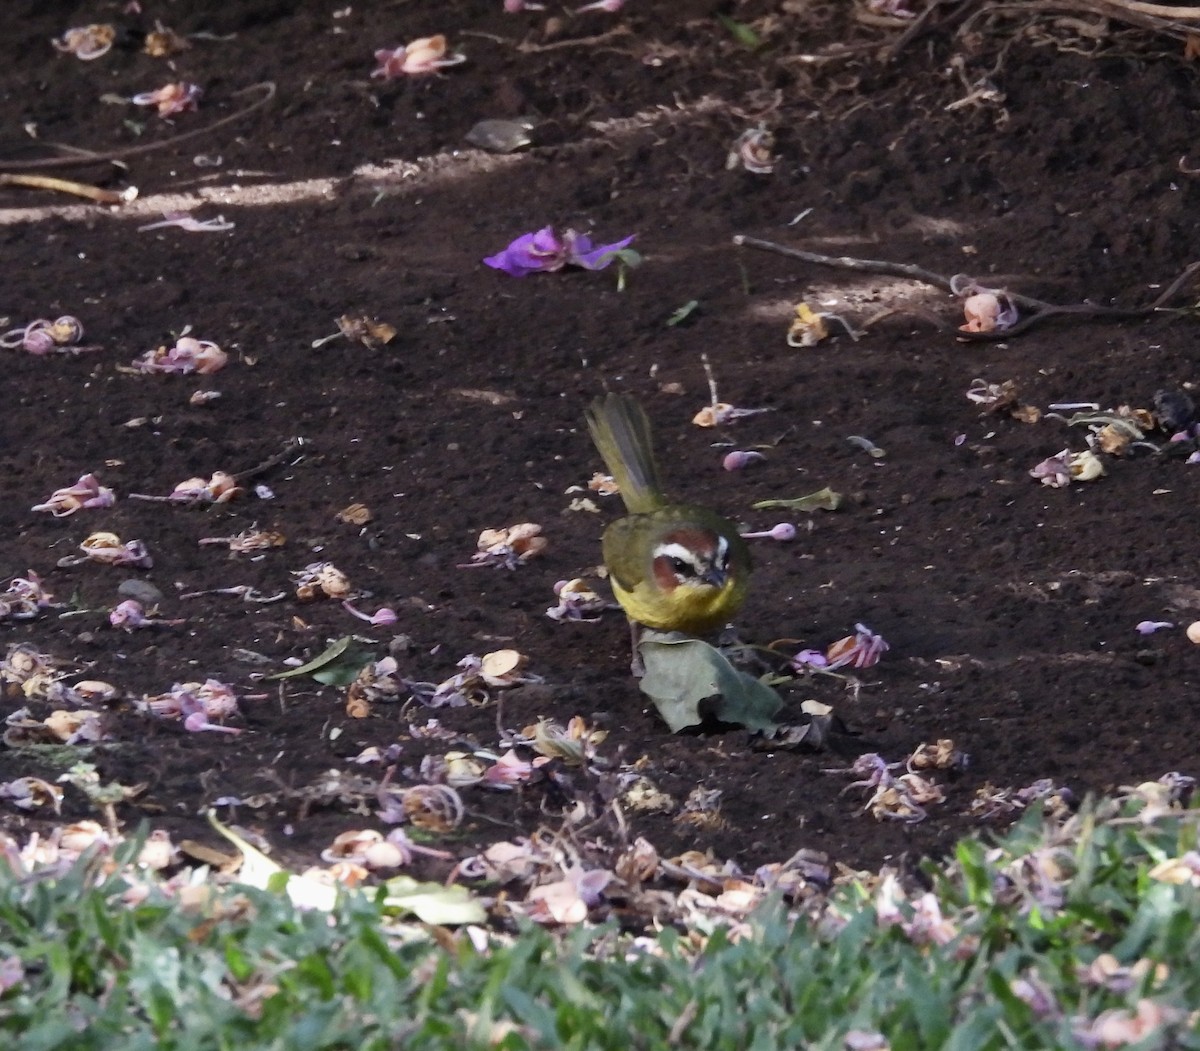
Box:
[628,618,645,678]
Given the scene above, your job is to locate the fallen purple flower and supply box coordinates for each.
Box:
[1135,620,1175,635]
[484,226,637,278]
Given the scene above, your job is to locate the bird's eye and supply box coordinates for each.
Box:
[669,556,694,576]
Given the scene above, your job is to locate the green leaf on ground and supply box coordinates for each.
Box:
[269,636,373,685]
[638,633,782,733]
[666,300,700,327]
[752,486,842,512]
[717,14,761,49]
[381,875,488,926]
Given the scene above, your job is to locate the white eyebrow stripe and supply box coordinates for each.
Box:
[714,533,729,568]
[652,542,706,575]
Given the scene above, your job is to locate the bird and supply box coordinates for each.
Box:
[585,393,750,637]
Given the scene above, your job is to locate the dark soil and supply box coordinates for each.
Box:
[2,0,1199,893]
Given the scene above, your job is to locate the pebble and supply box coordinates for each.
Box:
[118,578,163,606]
[1188,621,1200,645]
[464,118,535,153]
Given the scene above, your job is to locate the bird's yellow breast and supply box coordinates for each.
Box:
[609,573,746,635]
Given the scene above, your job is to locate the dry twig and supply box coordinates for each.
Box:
[0,82,276,172]
[732,234,1200,341]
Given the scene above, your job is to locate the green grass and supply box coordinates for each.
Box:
[4,788,1200,1050]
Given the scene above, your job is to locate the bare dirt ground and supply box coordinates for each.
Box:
[2,0,1199,909]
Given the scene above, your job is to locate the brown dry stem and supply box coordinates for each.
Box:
[0,82,276,172]
[732,234,1200,341]
[0,173,134,204]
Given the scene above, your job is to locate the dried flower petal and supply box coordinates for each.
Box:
[371,36,466,78]
[130,336,227,374]
[52,24,115,60]
[826,623,889,670]
[31,474,116,516]
[130,82,202,117]
[464,523,547,569]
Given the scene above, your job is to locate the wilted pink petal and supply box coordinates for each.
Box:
[826,623,889,670]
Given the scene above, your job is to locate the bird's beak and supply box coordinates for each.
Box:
[701,565,728,588]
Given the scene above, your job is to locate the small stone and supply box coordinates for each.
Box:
[118,579,163,606]
[1187,621,1200,645]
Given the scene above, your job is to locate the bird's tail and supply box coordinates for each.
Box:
[585,393,666,514]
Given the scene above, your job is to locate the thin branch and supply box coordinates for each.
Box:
[0,82,276,172]
[733,234,1200,341]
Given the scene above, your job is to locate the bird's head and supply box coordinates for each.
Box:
[651,527,734,594]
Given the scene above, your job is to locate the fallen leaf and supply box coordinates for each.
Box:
[753,487,842,512]
[638,633,782,733]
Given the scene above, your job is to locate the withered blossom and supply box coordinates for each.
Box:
[129,336,227,374]
[463,523,547,569]
[197,527,285,553]
[546,578,609,622]
[131,82,202,117]
[525,865,614,925]
[371,36,465,78]
[0,777,63,813]
[143,22,190,58]
[311,315,397,350]
[726,126,775,174]
[825,623,889,670]
[0,316,96,355]
[109,599,184,631]
[955,282,1019,334]
[31,474,115,516]
[292,561,354,601]
[58,532,152,569]
[524,716,606,766]
[51,24,115,60]
[140,679,241,734]
[482,750,538,789]
[0,573,57,621]
[692,402,775,427]
[130,471,241,504]
[379,783,464,832]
